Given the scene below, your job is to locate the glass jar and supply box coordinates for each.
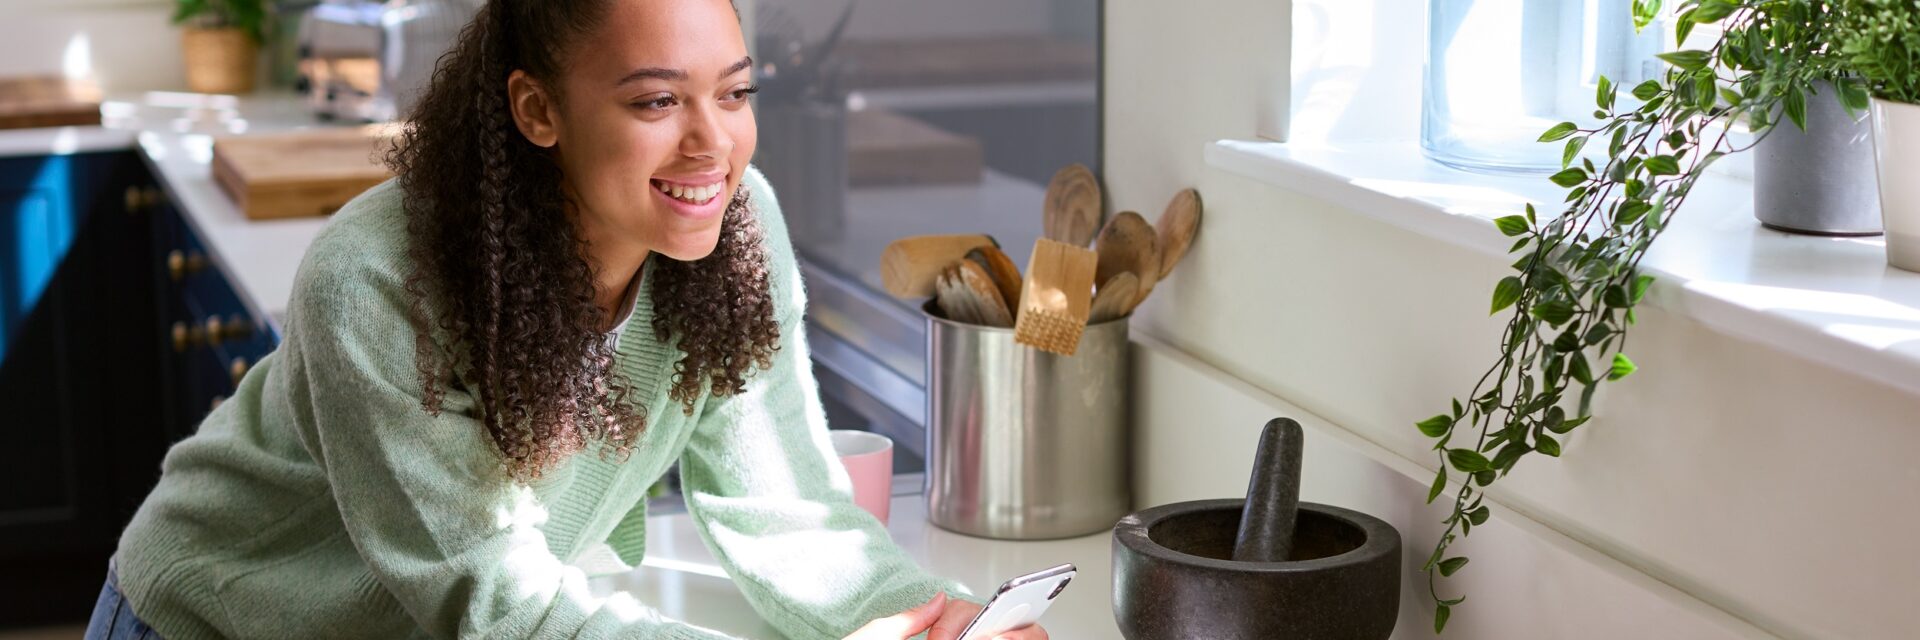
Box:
[1422,0,1665,174]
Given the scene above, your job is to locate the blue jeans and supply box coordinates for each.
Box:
[83,558,162,640]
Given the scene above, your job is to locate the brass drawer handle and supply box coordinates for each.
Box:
[167,250,207,282]
[124,186,159,214]
[171,321,206,352]
[229,357,249,387]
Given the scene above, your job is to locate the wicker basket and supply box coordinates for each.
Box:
[182,27,259,95]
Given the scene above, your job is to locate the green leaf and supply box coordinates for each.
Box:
[1631,274,1655,303]
[1553,415,1591,433]
[1439,557,1470,577]
[1563,136,1585,169]
[1644,155,1681,176]
[1632,79,1661,100]
[1657,50,1712,71]
[1604,285,1630,308]
[1474,470,1497,486]
[1494,215,1531,237]
[1553,329,1582,352]
[1609,353,1638,380]
[1584,323,1615,347]
[1632,0,1662,31]
[1539,121,1579,142]
[1596,75,1614,110]
[1676,18,1696,46]
[1535,433,1563,457]
[1784,86,1808,131]
[1839,78,1872,114]
[1468,506,1491,525]
[1427,468,1448,503]
[1417,415,1454,438]
[1491,276,1524,314]
[1492,441,1529,471]
[1435,605,1451,633]
[1617,201,1652,227]
[1531,300,1576,326]
[1570,354,1595,386]
[1549,168,1589,188]
[1691,0,1735,23]
[1448,448,1491,473]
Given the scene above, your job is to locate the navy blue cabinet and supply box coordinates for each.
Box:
[0,150,278,627]
[0,150,166,626]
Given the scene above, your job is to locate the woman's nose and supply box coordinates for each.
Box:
[680,104,732,159]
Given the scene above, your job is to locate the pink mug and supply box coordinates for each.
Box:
[830,430,893,526]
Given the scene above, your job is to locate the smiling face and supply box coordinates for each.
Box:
[509,0,757,262]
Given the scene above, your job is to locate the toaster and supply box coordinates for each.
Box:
[296,0,480,122]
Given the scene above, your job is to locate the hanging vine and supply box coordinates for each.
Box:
[1417,0,1863,632]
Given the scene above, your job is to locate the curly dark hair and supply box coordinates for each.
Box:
[386,0,779,483]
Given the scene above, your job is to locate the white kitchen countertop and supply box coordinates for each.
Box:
[591,492,1121,639]
[0,91,349,330]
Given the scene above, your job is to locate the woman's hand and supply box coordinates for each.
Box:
[844,592,949,640]
[926,596,1050,640]
[843,592,1049,640]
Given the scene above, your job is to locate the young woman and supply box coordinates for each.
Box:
[87,1,1050,638]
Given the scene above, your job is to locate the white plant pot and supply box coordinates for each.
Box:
[1872,97,1920,272]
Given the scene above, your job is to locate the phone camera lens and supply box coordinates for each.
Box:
[1047,579,1070,600]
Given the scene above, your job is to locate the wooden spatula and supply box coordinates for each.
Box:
[881,234,997,298]
[965,245,1023,312]
[1014,238,1098,355]
[1089,272,1139,323]
[934,261,1014,327]
[1043,163,1102,248]
[1094,210,1160,307]
[1156,188,1202,279]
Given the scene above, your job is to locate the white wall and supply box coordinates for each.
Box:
[1106,0,1920,638]
[0,0,185,93]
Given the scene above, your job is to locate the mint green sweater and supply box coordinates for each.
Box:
[114,167,972,639]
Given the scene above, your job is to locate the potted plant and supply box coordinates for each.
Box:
[1840,0,1920,271]
[173,0,267,94]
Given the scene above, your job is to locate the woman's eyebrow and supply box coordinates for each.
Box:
[616,56,754,86]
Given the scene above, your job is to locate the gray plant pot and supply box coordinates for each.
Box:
[1753,81,1883,236]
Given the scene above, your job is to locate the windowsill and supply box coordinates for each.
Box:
[1206,139,1920,398]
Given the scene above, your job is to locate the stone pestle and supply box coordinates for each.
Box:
[1232,417,1303,562]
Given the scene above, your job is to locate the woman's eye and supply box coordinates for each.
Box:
[724,85,761,102]
[635,95,677,111]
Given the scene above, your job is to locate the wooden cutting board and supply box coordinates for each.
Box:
[0,75,102,130]
[211,127,397,219]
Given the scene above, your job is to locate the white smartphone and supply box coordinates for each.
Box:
[956,563,1076,640]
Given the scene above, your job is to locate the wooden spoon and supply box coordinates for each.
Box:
[1156,188,1202,279]
[1043,163,1102,248]
[881,234,998,298]
[935,261,1013,327]
[1089,272,1139,323]
[955,260,1014,327]
[1094,210,1160,307]
[965,245,1023,314]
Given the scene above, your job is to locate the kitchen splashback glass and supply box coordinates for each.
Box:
[744,0,1100,294]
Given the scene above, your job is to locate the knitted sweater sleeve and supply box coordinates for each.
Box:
[283,216,742,640]
[675,169,977,640]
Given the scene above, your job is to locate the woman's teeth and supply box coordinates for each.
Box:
[653,179,724,204]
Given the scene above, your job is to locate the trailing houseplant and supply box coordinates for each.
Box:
[172,0,267,94]
[1412,0,1864,632]
[1837,0,1920,270]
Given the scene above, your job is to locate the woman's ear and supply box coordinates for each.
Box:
[507,70,559,148]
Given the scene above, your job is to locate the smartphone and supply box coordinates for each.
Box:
[956,563,1076,640]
